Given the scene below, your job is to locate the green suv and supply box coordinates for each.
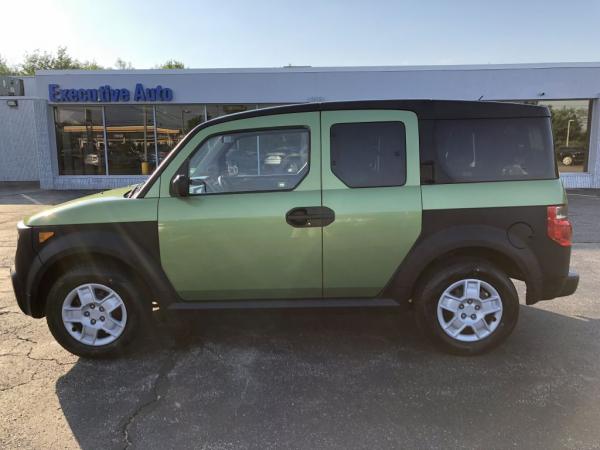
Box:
[11,100,579,357]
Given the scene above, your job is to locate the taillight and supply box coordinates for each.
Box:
[547,205,572,247]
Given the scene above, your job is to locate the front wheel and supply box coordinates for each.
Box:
[45,265,146,358]
[414,258,519,355]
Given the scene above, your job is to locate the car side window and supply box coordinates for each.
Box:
[330,121,406,188]
[432,118,556,183]
[187,128,309,195]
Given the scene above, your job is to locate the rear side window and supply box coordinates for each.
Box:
[433,117,556,183]
[330,121,406,187]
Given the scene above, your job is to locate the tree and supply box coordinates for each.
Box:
[156,59,185,69]
[0,54,14,74]
[115,58,134,70]
[549,107,587,149]
[80,60,105,70]
[19,46,104,74]
[6,47,186,74]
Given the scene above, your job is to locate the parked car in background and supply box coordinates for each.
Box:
[556,146,585,166]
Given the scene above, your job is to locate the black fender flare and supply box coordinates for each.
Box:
[382,224,543,304]
[25,223,179,317]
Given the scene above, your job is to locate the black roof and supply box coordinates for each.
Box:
[207,100,550,125]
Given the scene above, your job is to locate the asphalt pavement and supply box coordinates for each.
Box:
[1,184,599,449]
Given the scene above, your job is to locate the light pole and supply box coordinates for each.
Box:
[566,119,574,147]
[181,109,191,134]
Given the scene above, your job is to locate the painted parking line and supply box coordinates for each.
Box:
[20,193,42,205]
[569,193,600,199]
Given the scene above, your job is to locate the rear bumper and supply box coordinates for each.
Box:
[539,270,579,301]
[558,271,579,297]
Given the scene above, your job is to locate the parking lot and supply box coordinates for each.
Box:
[1,183,599,449]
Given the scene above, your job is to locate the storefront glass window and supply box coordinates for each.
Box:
[104,105,155,175]
[54,104,290,176]
[205,104,258,121]
[519,100,591,172]
[154,105,205,163]
[55,106,105,175]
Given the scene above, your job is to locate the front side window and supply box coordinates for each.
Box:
[330,121,407,188]
[433,117,556,183]
[187,128,309,194]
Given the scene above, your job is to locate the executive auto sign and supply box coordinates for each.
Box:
[48,83,174,102]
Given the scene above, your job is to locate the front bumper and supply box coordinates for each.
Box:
[11,221,38,317]
[11,267,32,315]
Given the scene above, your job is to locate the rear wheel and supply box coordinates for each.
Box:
[45,265,146,358]
[415,258,519,355]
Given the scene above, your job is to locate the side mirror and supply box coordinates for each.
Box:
[171,174,190,197]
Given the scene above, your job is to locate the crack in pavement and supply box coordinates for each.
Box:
[121,348,183,449]
[23,346,76,366]
[15,335,37,344]
[0,343,76,393]
[0,362,40,393]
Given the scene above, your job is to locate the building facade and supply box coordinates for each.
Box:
[0,63,599,189]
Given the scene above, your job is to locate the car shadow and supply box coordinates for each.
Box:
[55,305,600,449]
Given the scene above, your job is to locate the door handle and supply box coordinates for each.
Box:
[286,207,335,228]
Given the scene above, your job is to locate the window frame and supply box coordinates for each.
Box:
[329,120,408,189]
[173,125,312,197]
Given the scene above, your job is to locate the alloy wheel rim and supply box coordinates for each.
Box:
[436,278,503,342]
[61,283,127,346]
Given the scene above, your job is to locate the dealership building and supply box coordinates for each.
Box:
[0,62,599,190]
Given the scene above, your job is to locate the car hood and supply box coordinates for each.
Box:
[25,186,158,227]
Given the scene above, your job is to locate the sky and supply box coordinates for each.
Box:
[1,0,599,69]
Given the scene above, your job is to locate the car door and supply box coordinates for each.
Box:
[158,112,323,301]
[321,110,422,298]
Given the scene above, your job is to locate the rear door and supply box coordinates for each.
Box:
[321,110,422,298]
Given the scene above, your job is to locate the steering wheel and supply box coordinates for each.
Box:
[280,155,303,174]
[203,175,230,193]
[218,175,230,191]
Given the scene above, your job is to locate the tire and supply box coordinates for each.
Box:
[45,264,147,358]
[414,258,519,356]
[562,156,573,166]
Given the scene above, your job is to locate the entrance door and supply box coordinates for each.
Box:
[158,112,323,301]
[321,110,422,298]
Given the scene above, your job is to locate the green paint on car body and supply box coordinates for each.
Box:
[421,179,566,210]
[320,110,422,298]
[26,186,158,226]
